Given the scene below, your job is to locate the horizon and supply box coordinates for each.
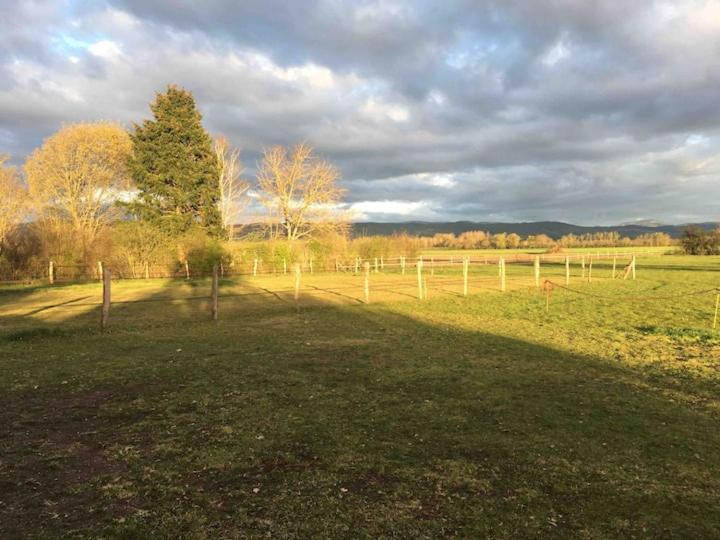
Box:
[2,1,720,224]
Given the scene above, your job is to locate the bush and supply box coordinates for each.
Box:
[681,226,720,255]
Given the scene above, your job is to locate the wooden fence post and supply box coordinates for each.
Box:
[144,261,150,279]
[534,256,540,288]
[499,258,506,292]
[588,258,593,283]
[565,256,570,285]
[401,256,406,275]
[374,257,378,273]
[417,259,423,299]
[713,292,719,330]
[463,257,469,296]
[184,260,190,280]
[581,257,586,279]
[632,256,636,280]
[612,256,617,278]
[364,261,370,304]
[48,260,54,285]
[211,264,219,321]
[101,268,111,330]
[97,261,103,281]
[253,258,258,276]
[294,263,301,307]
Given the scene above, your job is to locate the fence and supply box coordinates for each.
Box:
[1,249,664,285]
[8,249,717,334]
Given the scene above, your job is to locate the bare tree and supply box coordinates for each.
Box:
[213,136,249,238]
[0,155,27,256]
[257,143,346,241]
[24,122,132,262]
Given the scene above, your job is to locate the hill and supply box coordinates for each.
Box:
[350,221,718,239]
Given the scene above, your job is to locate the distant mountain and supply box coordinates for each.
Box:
[349,221,719,239]
[618,219,665,228]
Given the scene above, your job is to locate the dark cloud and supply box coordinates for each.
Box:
[1,0,719,224]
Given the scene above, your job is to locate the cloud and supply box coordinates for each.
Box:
[0,0,719,224]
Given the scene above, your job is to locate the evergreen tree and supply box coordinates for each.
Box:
[128,85,222,237]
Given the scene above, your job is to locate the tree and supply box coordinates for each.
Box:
[24,123,132,262]
[257,143,345,241]
[491,233,507,249]
[506,233,521,249]
[0,155,27,256]
[681,226,719,255]
[128,85,221,237]
[213,136,248,238]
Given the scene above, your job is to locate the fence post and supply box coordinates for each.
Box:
[294,263,301,309]
[463,257,469,296]
[401,256,406,275]
[101,268,111,330]
[499,258,506,292]
[417,259,424,299]
[374,257,378,273]
[97,261,103,281]
[380,256,384,270]
[713,292,719,330]
[632,256,636,280]
[184,260,190,280]
[144,261,150,279]
[355,257,359,275]
[211,264,219,321]
[534,256,540,288]
[588,258,593,283]
[48,260,54,285]
[565,256,570,285]
[253,258,258,276]
[364,261,370,303]
[581,257,586,279]
[612,256,617,278]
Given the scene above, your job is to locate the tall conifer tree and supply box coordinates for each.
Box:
[128,85,222,236]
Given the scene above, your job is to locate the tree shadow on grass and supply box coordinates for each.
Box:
[1,276,720,537]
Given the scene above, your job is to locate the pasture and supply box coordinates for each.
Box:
[2,253,720,537]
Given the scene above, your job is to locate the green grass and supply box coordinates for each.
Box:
[1,254,720,537]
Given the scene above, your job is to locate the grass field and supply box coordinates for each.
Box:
[2,254,720,537]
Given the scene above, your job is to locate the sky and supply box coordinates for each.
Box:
[1,0,719,225]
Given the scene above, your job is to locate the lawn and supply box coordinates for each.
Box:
[1,254,720,537]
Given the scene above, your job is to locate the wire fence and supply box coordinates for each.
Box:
[3,249,719,333]
[0,249,665,284]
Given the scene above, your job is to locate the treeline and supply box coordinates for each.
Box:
[0,85,349,281]
[417,230,674,250]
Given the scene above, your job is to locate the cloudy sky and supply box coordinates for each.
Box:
[2,1,720,224]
